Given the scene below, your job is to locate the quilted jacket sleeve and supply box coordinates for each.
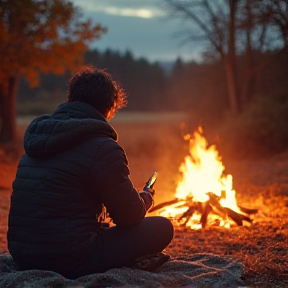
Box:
[89,139,147,226]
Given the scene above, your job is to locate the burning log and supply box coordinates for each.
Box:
[178,206,195,221]
[206,192,253,226]
[238,205,258,215]
[200,203,213,228]
[206,192,228,220]
[150,191,256,228]
[149,199,180,213]
[177,202,203,227]
[224,207,252,226]
[178,206,195,227]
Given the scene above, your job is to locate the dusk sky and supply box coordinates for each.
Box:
[71,0,204,63]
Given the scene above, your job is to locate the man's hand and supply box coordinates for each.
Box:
[139,191,154,212]
[147,188,155,196]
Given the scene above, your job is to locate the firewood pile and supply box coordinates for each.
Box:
[149,191,258,228]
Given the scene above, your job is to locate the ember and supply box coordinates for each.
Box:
[150,127,257,229]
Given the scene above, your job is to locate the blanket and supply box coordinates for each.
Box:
[0,253,246,288]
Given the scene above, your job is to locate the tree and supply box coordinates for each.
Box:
[268,0,288,45]
[0,0,107,142]
[164,0,241,113]
[163,0,288,114]
[237,0,288,105]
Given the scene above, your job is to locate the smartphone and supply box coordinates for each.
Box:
[143,171,158,192]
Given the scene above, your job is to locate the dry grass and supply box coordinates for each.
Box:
[1,112,288,288]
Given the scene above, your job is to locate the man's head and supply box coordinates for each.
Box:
[67,65,127,120]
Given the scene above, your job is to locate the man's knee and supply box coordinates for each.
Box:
[150,216,174,244]
[160,216,174,241]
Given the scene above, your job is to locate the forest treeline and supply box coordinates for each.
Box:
[18,47,288,121]
[17,49,168,114]
[17,47,288,159]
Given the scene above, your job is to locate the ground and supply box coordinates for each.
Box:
[0,113,288,288]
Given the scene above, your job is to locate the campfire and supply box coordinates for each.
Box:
[150,127,257,229]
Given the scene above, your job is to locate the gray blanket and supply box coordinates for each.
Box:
[0,253,246,288]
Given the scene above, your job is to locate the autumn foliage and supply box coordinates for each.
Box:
[0,0,107,142]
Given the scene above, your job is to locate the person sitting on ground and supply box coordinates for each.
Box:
[7,65,174,279]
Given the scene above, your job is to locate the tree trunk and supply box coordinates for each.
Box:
[0,75,19,143]
[226,0,240,114]
[224,59,240,114]
[241,1,254,106]
[241,45,255,106]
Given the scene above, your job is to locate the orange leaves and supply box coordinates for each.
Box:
[0,0,107,141]
[0,0,107,85]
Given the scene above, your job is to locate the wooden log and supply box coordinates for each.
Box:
[224,207,253,224]
[149,198,180,212]
[238,205,258,215]
[149,191,257,228]
[178,206,195,221]
[200,202,213,228]
[206,192,253,226]
[223,207,243,226]
[178,206,195,227]
[206,192,227,220]
[221,190,258,216]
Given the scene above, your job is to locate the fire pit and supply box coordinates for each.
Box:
[150,127,258,229]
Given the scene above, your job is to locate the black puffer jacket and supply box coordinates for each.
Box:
[8,102,147,269]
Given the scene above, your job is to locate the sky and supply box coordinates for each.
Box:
[71,0,204,63]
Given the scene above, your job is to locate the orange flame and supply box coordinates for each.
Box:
[159,127,241,229]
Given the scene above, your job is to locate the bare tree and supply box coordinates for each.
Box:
[238,0,288,105]
[269,0,288,45]
[164,0,288,113]
[164,0,241,113]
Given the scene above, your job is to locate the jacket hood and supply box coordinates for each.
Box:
[24,102,118,158]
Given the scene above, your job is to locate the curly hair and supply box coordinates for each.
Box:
[67,65,127,118]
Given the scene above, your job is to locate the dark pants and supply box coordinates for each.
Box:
[75,216,174,278]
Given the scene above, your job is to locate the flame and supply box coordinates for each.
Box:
[159,127,242,229]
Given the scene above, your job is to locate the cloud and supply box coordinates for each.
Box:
[72,0,164,19]
[87,13,203,62]
[70,0,203,62]
[100,7,162,19]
